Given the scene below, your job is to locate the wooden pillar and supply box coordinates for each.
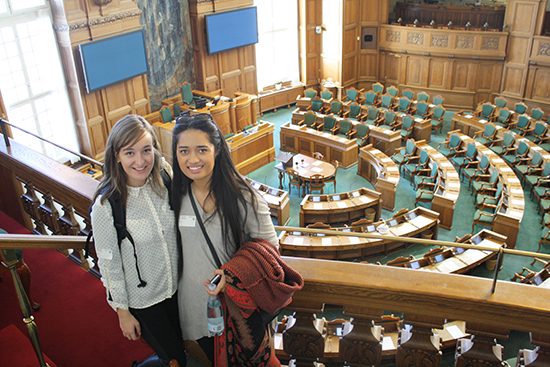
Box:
[396,314,444,367]
[455,323,509,367]
[515,333,550,367]
[340,306,384,366]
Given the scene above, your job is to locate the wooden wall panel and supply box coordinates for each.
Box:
[509,1,540,36]
[507,36,532,64]
[529,67,550,101]
[383,53,401,85]
[502,67,525,96]
[452,61,474,91]
[358,52,379,82]
[299,0,322,87]
[428,59,447,90]
[406,57,423,86]
[361,0,381,23]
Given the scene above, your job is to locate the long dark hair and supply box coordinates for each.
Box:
[94,115,163,206]
[171,114,258,251]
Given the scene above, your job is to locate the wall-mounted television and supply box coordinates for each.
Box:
[205,7,258,55]
[79,30,148,93]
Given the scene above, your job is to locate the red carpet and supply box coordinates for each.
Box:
[0,211,154,367]
[0,324,57,367]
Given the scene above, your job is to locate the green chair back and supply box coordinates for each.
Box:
[346,88,359,101]
[518,141,529,156]
[380,94,393,108]
[330,100,342,114]
[514,102,527,114]
[417,92,429,102]
[321,91,333,100]
[385,110,396,124]
[405,139,416,155]
[418,149,429,165]
[397,97,411,112]
[542,162,550,177]
[497,108,511,123]
[402,115,414,130]
[502,133,515,148]
[160,106,173,123]
[433,106,445,119]
[402,90,414,100]
[532,151,543,167]
[181,82,194,104]
[304,112,317,127]
[387,86,398,97]
[173,104,181,117]
[532,108,544,120]
[534,122,547,136]
[480,103,494,119]
[311,98,324,112]
[433,95,444,105]
[484,123,496,138]
[465,143,477,159]
[304,89,317,98]
[517,115,530,129]
[366,107,379,120]
[489,169,499,184]
[349,103,362,118]
[416,102,429,116]
[340,119,352,134]
[494,97,507,108]
[372,83,384,95]
[479,155,490,170]
[363,91,377,105]
[357,124,370,139]
[324,115,337,130]
[449,134,461,149]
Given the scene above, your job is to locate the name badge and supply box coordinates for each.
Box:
[180,214,196,227]
[97,248,113,260]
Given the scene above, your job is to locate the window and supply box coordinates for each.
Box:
[0,0,79,161]
[254,0,300,90]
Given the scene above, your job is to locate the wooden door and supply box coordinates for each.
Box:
[299,0,322,88]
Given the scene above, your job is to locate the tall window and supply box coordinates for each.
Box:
[0,0,78,161]
[254,0,300,90]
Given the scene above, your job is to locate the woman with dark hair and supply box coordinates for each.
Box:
[172,113,278,363]
[91,115,186,367]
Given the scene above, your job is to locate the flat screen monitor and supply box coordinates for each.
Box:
[407,212,417,220]
[331,195,341,201]
[268,188,279,196]
[434,254,444,263]
[409,261,420,269]
[532,274,543,286]
[455,247,465,254]
[366,225,376,232]
[471,236,482,245]
[79,30,148,93]
[389,219,398,227]
[205,7,259,54]
[311,196,321,202]
[251,182,261,189]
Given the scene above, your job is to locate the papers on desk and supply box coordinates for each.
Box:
[312,160,323,166]
[440,162,453,168]
[492,158,505,164]
[263,195,280,205]
[381,158,392,163]
[313,203,324,210]
[292,237,304,246]
[511,189,523,195]
[446,325,466,339]
[415,118,423,122]
[480,119,488,123]
[387,166,399,172]
[311,167,323,173]
[348,236,360,244]
[382,336,396,350]
[432,153,444,159]
[429,104,435,108]
[358,196,370,204]
[322,237,332,246]
[465,115,473,119]
[511,199,524,207]
[335,201,348,209]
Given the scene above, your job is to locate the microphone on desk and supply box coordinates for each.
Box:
[212,97,220,106]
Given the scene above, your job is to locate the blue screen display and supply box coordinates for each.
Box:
[79,30,148,93]
[205,7,259,54]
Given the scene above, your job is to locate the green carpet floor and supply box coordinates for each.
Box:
[247,105,546,366]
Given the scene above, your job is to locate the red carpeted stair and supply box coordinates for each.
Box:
[0,210,154,366]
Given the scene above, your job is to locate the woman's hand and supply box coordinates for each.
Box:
[203,269,225,295]
[117,308,141,341]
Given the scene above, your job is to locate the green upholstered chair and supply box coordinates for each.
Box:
[300,111,318,129]
[514,102,528,115]
[509,114,531,136]
[412,101,430,119]
[337,119,355,139]
[378,94,394,111]
[399,115,415,140]
[462,154,490,190]
[433,95,445,106]
[451,143,477,176]
[476,182,503,208]
[319,115,338,134]
[362,91,378,108]
[516,151,544,184]
[356,124,370,148]
[224,132,235,140]
[417,91,430,102]
[531,107,544,121]
[526,122,549,145]
[364,107,380,125]
[180,82,197,106]
[343,87,361,103]
[490,132,515,156]
[475,103,496,120]
[309,98,324,113]
[413,162,438,190]
[387,85,399,97]
[372,82,384,95]
[321,90,333,101]
[392,139,417,170]
[395,97,411,114]
[402,89,414,100]
[438,134,462,157]
[328,100,344,116]
[473,122,497,146]
[503,141,530,165]
[430,105,446,135]
[287,168,303,197]
[376,110,397,130]
[472,169,499,197]
[403,149,429,180]
[415,176,439,208]
[172,104,182,117]
[160,106,173,123]
[308,174,325,195]
[493,107,512,127]
[304,88,317,98]
[242,124,254,131]
[344,102,364,121]
[525,162,550,195]
[472,196,504,234]
[494,96,507,108]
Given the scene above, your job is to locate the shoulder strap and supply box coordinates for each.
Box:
[161,168,173,210]
[188,184,223,269]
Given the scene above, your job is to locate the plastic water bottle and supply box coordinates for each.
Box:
[207,283,224,336]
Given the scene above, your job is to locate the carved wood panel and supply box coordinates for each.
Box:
[406,57,423,86]
[502,66,525,96]
[526,66,550,101]
[428,59,447,89]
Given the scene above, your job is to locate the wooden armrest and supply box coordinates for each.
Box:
[480,203,497,210]
[464,160,480,168]
[473,173,491,181]
[394,146,406,153]
[437,141,449,149]
[418,182,436,189]
[473,130,483,137]
[347,131,356,139]
[342,111,350,118]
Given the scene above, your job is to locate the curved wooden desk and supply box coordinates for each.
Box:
[299,188,381,227]
[226,121,275,175]
[357,144,400,211]
[279,206,439,260]
[244,177,290,226]
[414,140,461,230]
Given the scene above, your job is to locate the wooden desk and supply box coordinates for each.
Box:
[245,177,290,226]
[278,206,439,260]
[357,144,400,211]
[259,83,304,113]
[226,121,275,175]
[415,141,461,230]
[274,153,336,196]
[299,188,381,227]
[280,121,359,168]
